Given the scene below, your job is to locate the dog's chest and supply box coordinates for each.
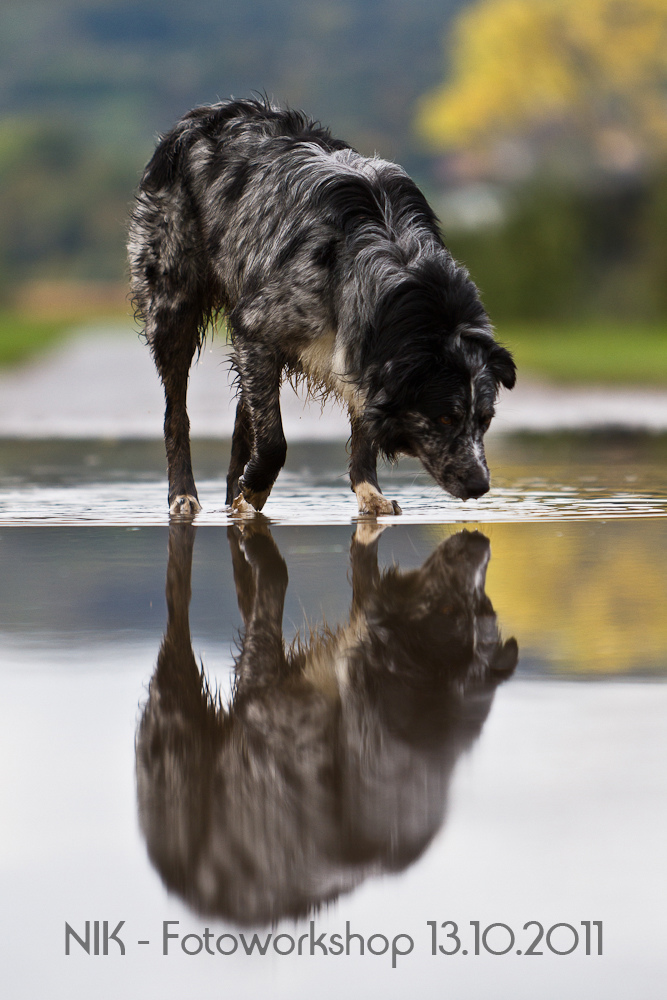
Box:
[302,621,367,696]
[296,332,362,411]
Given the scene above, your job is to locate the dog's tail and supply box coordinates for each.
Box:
[128,98,284,344]
[127,116,221,356]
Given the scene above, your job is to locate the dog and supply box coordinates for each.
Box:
[128,98,516,516]
[136,522,518,924]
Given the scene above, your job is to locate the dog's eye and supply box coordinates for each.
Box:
[480,415,492,431]
[438,415,452,426]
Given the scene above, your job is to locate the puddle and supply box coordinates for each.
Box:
[1,433,666,999]
[1,433,667,525]
[1,519,666,679]
[2,478,667,525]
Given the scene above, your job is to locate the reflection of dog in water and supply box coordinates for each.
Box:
[136,523,517,924]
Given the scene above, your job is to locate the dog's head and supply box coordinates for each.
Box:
[393,329,516,499]
[363,263,516,499]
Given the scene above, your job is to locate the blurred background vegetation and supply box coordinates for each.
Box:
[1,0,667,378]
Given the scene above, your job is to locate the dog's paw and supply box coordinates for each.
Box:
[237,518,272,539]
[236,479,271,512]
[169,494,201,516]
[229,494,257,515]
[354,522,388,546]
[355,482,402,516]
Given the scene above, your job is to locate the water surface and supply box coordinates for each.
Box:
[1,434,665,999]
[1,433,667,525]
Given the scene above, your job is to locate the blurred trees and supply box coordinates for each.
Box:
[0,119,137,298]
[0,0,468,295]
[444,179,667,320]
[418,0,667,170]
[2,0,667,323]
[418,0,667,321]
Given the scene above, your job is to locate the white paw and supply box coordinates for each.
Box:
[354,522,388,545]
[229,494,257,515]
[169,494,201,516]
[355,482,402,516]
[236,486,271,511]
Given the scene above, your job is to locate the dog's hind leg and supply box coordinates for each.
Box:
[349,415,402,516]
[230,339,287,512]
[130,169,213,515]
[149,305,203,516]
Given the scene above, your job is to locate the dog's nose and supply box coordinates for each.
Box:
[464,475,490,499]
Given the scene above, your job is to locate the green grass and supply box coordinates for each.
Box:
[0,313,77,366]
[0,309,136,366]
[497,323,667,384]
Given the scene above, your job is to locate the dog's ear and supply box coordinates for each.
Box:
[488,342,516,390]
[490,637,518,678]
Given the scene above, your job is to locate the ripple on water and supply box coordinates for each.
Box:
[0,479,666,525]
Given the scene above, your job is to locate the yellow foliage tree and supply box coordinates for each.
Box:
[417,0,667,162]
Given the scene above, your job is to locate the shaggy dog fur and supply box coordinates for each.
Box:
[136,522,518,923]
[128,97,516,516]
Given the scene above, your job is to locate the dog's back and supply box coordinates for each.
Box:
[129,98,444,349]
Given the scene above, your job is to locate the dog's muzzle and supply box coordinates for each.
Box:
[461,471,490,500]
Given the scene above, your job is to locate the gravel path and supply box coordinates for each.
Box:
[1,325,666,438]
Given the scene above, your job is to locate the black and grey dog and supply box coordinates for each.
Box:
[136,522,518,923]
[129,98,516,516]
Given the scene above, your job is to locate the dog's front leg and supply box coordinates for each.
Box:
[229,340,287,513]
[226,394,253,506]
[349,415,402,516]
[349,523,385,625]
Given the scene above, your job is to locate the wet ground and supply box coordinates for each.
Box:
[1,432,666,999]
